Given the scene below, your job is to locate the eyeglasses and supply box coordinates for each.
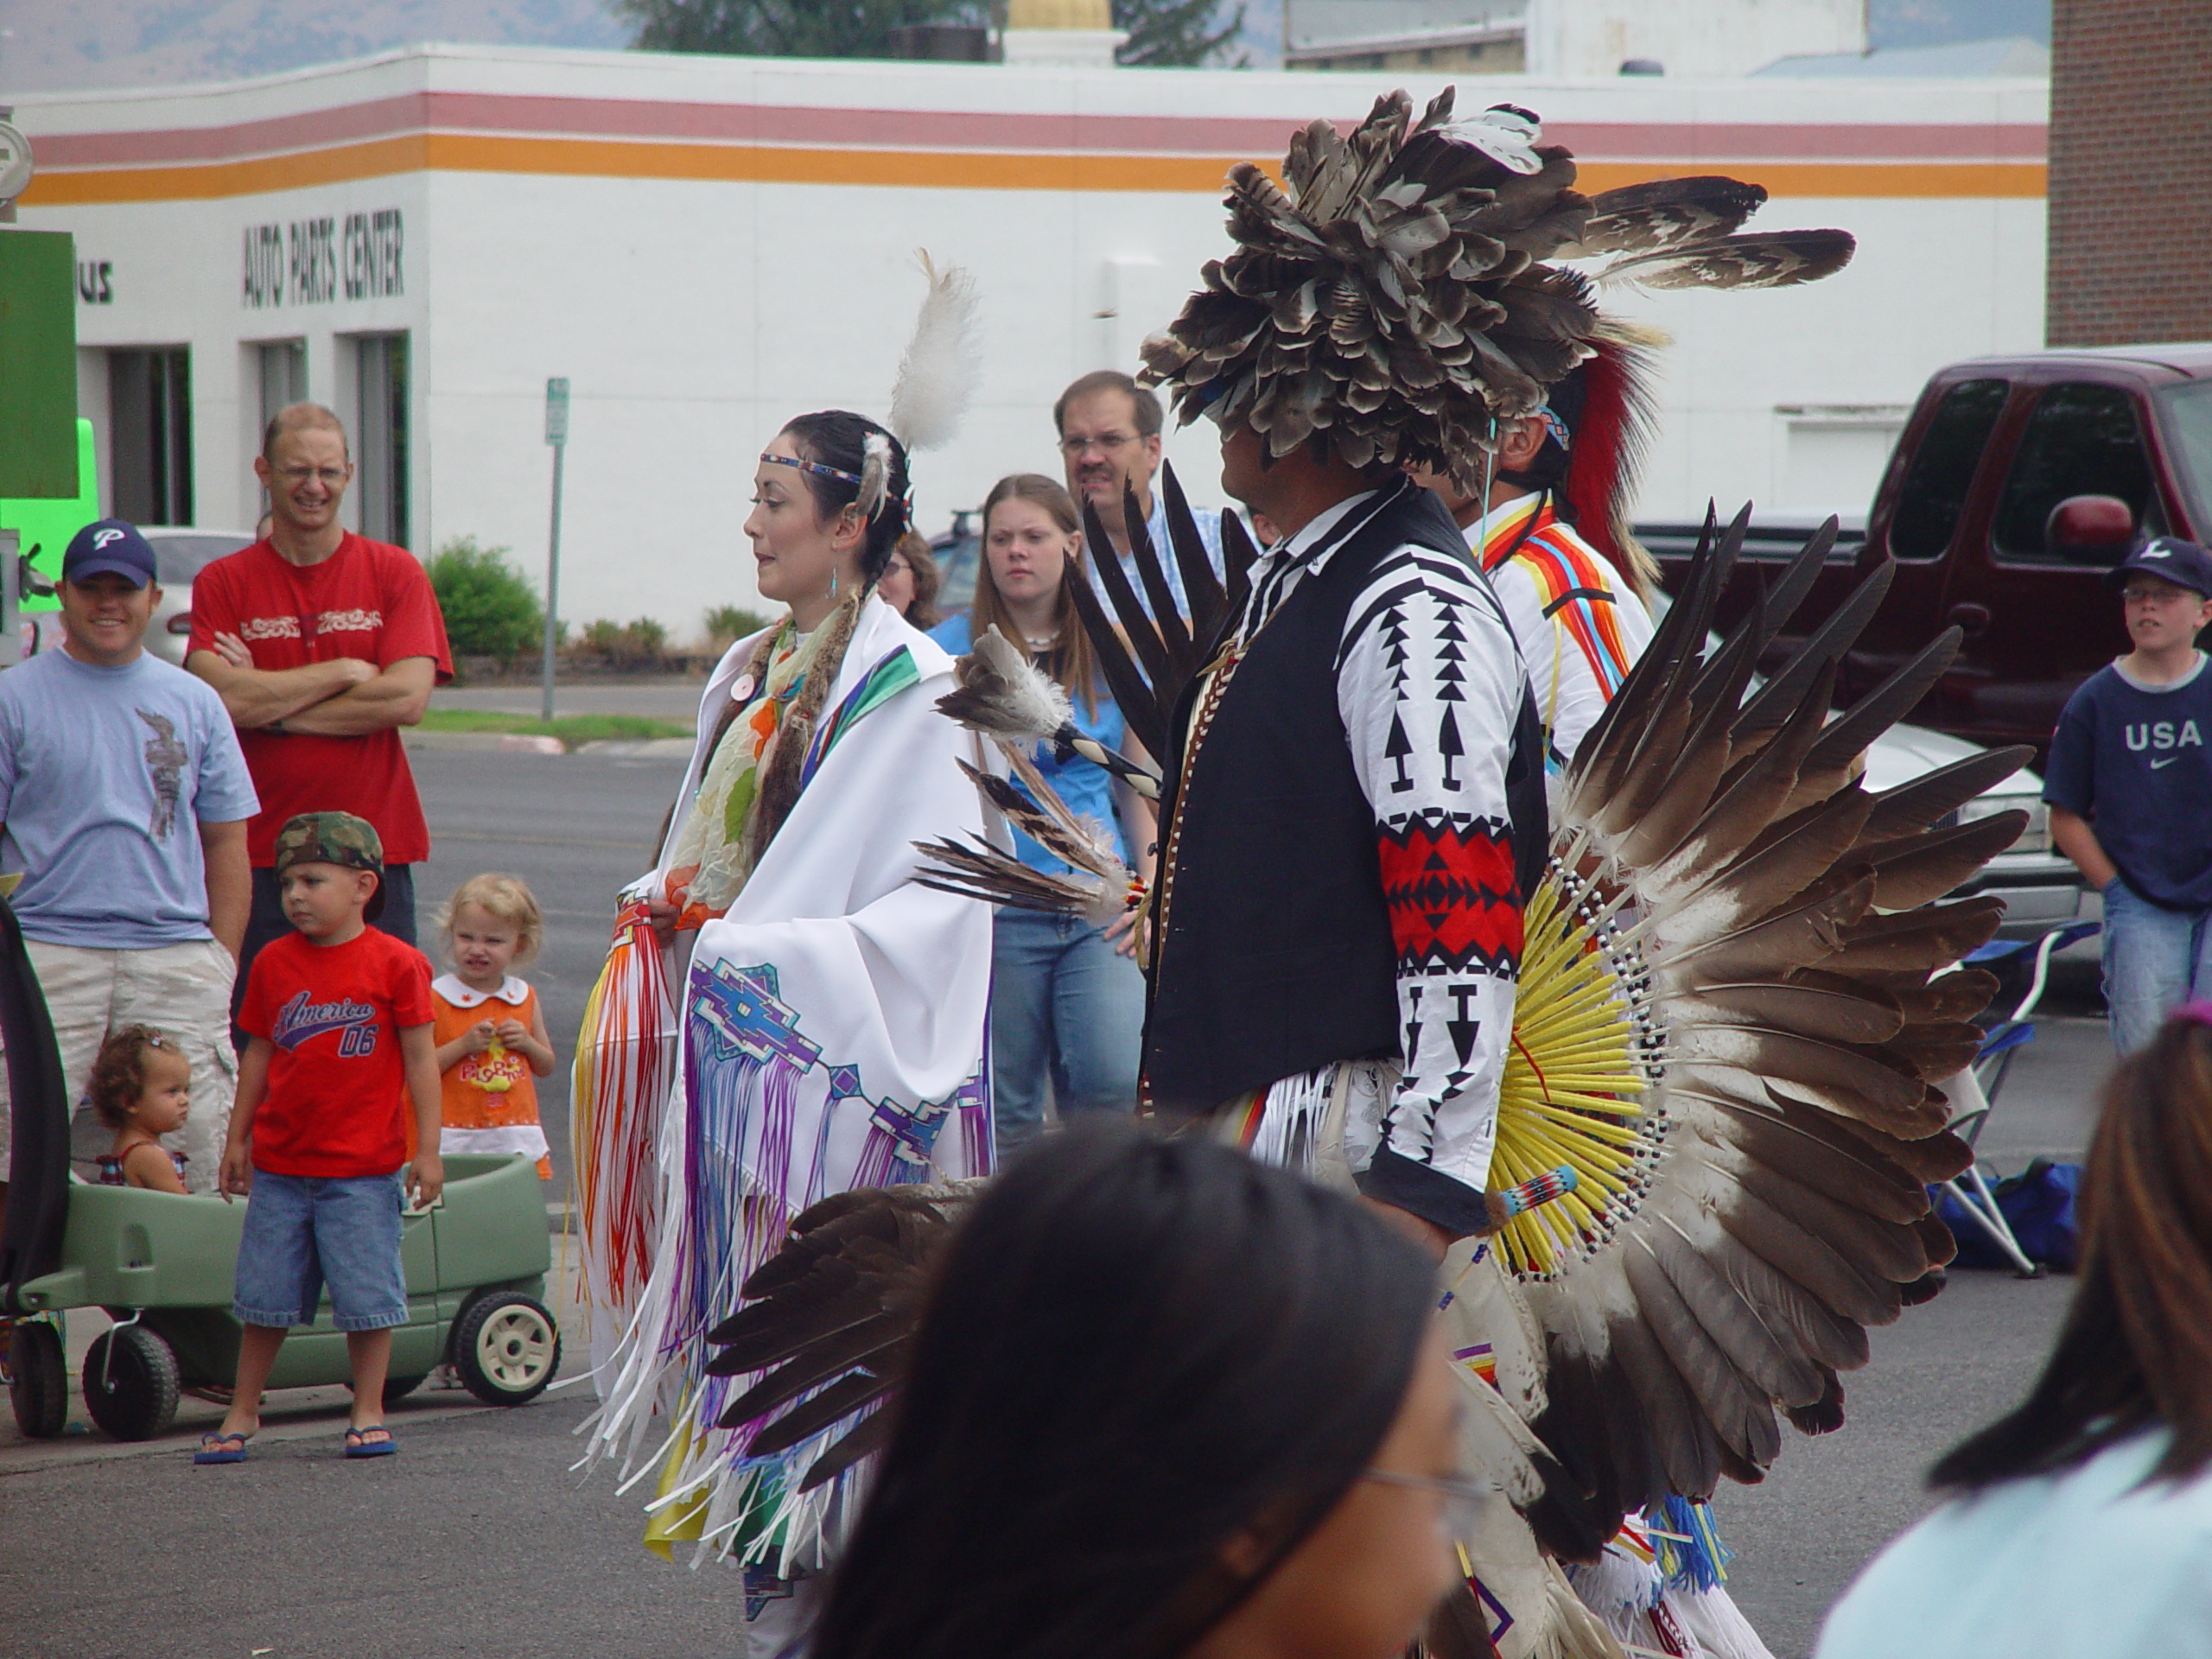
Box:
[1060,432,1139,457]
[1360,1468,1495,1538]
[2123,587,2199,606]
[276,466,350,486]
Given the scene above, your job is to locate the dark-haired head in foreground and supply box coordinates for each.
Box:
[807,1125,1462,1659]
[1933,1007,2212,1491]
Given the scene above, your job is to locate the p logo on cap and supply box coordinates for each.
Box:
[60,518,159,588]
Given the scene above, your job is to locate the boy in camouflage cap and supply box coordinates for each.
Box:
[272,810,389,922]
[203,810,440,1464]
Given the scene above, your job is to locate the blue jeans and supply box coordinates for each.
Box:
[2101,878,2212,1054]
[232,1169,410,1331]
[990,907,1146,1157]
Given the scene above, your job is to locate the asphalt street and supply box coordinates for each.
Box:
[1,732,2127,1659]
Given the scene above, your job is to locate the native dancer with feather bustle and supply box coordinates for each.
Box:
[568,257,995,1649]
[704,93,2015,1659]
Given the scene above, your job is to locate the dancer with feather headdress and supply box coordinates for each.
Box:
[569,256,994,1656]
[696,91,2005,1659]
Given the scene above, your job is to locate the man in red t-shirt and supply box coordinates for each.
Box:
[188,404,452,996]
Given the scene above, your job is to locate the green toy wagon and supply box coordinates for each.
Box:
[0,903,563,1442]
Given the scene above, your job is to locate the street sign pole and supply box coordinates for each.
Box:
[541,378,569,723]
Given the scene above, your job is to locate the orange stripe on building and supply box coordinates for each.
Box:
[18,131,2049,205]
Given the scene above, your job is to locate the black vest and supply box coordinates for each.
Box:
[1143,483,1548,1116]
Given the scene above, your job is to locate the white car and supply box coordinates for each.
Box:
[29,526,256,667]
[1862,719,2088,939]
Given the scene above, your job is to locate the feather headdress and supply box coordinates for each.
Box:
[1141,87,1853,496]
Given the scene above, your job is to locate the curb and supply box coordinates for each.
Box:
[404,731,567,755]
[572,738,695,759]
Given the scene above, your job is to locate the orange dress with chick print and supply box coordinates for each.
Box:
[431,973,552,1177]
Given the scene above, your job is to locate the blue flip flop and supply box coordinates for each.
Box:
[194,1431,250,1465]
[344,1425,397,1459]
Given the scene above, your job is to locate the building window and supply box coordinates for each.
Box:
[257,339,307,435]
[354,333,409,548]
[109,347,193,527]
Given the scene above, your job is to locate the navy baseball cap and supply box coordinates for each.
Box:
[2107,537,2212,600]
[61,519,159,588]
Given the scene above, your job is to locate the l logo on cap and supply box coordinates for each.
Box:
[92,527,128,550]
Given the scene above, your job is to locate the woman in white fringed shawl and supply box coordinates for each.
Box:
[579,410,991,1642]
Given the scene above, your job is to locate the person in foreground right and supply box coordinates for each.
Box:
[2045,536,2212,1054]
[1815,1005,2212,1657]
[807,1126,1463,1659]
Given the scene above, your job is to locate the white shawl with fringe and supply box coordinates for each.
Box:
[580,593,992,1567]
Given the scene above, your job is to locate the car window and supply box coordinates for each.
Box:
[1992,383,2158,564]
[144,533,252,584]
[1889,378,2007,561]
[2157,379,2212,533]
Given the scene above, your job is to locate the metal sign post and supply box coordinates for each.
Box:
[540,378,569,723]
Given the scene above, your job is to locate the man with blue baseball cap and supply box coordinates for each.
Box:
[0,518,259,1205]
[2048,537,2212,1052]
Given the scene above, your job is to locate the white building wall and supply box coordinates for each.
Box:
[17,46,2045,643]
[1522,0,1867,78]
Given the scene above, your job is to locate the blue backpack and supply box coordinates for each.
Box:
[1934,1159,2084,1272]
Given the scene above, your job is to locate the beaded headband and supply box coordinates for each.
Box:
[761,452,862,489]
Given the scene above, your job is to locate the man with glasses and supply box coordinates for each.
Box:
[2046,537,2212,1052]
[1054,370,1230,618]
[185,403,451,1010]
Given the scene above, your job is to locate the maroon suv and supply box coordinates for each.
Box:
[1650,344,2212,768]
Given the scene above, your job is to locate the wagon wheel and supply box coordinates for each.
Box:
[451,1293,561,1406]
[7,1319,68,1438]
[82,1324,181,1442]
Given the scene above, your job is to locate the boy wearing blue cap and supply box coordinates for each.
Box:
[0,521,257,1218]
[2046,537,2212,1052]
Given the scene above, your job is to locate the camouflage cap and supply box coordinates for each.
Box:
[273,812,387,918]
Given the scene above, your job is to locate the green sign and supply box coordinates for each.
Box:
[0,418,98,613]
[0,229,78,499]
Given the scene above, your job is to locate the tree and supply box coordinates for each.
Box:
[618,0,987,59]
[1115,0,1245,65]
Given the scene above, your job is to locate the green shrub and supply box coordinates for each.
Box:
[575,617,671,667]
[427,537,544,658]
[704,604,772,649]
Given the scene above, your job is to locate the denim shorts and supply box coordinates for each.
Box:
[233,1169,409,1332]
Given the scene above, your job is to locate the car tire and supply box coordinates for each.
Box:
[82,1325,181,1442]
[451,1294,561,1407]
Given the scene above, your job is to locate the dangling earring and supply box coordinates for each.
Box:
[830,568,839,599]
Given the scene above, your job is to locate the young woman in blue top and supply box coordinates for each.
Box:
[931,475,1155,1155]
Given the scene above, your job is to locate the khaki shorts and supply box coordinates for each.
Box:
[0,938,238,1194]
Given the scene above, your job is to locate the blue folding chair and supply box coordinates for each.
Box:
[1939,921,2101,1277]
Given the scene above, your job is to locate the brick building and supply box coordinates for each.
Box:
[2046,0,2212,346]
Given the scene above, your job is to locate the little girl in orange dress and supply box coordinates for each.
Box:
[429,874,557,1178]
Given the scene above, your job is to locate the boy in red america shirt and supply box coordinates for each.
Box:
[186,404,452,988]
[197,812,442,1465]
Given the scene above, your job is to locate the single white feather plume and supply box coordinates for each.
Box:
[887,251,982,454]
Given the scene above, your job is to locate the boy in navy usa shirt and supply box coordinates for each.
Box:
[2046,537,2212,1052]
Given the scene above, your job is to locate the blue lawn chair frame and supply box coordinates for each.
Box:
[1939,921,2101,1277]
